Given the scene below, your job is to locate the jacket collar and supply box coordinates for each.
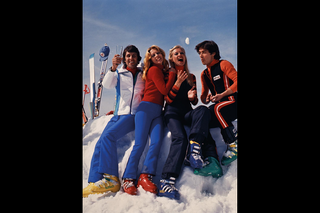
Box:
[118,66,142,74]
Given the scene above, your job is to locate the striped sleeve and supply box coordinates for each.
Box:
[190,74,198,105]
[164,84,180,104]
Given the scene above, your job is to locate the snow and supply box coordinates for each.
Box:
[83,115,237,213]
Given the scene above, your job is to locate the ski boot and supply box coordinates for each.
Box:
[137,174,158,194]
[194,157,223,178]
[158,177,180,200]
[83,174,120,198]
[123,178,137,195]
[189,140,204,169]
[221,140,237,165]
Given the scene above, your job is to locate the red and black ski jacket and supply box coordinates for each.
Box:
[200,59,237,103]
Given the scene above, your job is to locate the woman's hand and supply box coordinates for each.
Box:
[175,69,188,87]
[205,93,212,104]
[188,85,197,101]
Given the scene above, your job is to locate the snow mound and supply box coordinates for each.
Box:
[83,115,237,213]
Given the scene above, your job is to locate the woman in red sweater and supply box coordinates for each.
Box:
[122,45,176,195]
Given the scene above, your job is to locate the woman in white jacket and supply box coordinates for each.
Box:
[83,45,145,198]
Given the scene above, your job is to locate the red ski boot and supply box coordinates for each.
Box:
[122,179,137,195]
[137,174,158,194]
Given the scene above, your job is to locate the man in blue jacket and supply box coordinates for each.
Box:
[83,45,145,197]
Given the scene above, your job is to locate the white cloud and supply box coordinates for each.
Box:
[84,16,125,34]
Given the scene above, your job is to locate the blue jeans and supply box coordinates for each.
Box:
[88,114,135,182]
[123,101,164,179]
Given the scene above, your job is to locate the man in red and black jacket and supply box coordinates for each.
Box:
[195,40,238,166]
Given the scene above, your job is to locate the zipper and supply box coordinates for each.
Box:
[129,70,139,115]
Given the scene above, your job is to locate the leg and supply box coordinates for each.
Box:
[138,115,163,194]
[123,110,152,179]
[162,111,188,179]
[122,102,161,179]
[194,132,223,178]
[99,115,136,176]
[141,114,164,175]
[185,105,212,143]
[202,133,219,160]
[184,106,212,169]
[209,101,238,165]
[88,115,135,182]
[209,101,237,144]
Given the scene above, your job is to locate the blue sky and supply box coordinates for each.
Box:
[83,0,237,116]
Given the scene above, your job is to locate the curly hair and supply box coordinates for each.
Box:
[142,45,169,81]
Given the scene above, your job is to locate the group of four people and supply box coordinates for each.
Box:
[83,40,238,200]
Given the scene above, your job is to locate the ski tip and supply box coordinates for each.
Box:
[89,53,94,58]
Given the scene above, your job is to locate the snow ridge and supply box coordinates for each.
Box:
[83,115,237,213]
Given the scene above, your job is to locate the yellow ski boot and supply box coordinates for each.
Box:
[83,174,120,198]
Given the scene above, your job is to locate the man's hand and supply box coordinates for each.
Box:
[210,93,224,102]
[211,88,234,102]
[111,54,122,71]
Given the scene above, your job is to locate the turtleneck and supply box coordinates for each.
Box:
[175,65,185,71]
[127,66,138,76]
[154,63,164,71]
[206,59,219,71]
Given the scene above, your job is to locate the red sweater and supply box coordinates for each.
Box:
[142,64,176,106]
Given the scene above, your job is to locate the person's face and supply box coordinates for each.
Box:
[172,48,186,67]
[150,48,163,65]
[198,48,215,66]
[124,52,138,69]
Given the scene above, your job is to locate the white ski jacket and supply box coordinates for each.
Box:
[102,65,145,115]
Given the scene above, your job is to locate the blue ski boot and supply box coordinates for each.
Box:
[189,140,204,169]
[158,177,180,200]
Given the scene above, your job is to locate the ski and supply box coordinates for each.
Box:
[94,43,110,117]
[82,106,88,126]
[89,53,95,120]
[82,84,90,126]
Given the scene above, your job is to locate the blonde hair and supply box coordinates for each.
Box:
[142,45,169,81]
[169,45,193,86]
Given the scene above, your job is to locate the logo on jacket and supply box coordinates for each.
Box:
[213,75,221,81]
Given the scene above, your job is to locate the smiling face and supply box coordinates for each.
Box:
[124,52,138,69]
[150,48,163,65]
[171,48,186,67]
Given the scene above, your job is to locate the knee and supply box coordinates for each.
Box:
[101,129,118,143]
[195,105,211,117]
